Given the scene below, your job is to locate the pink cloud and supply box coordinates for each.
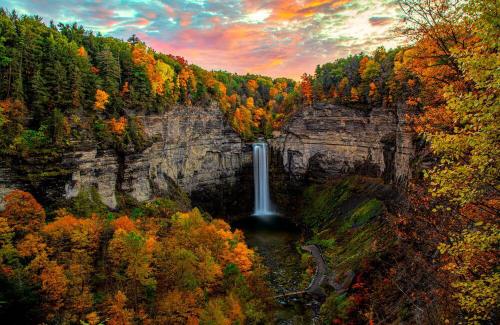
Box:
[164,4,175,17]
[140,22,311,79]
[93,8,115,20]
[179,13,192,27]
[134,18,150,26]
[145,12,157,19]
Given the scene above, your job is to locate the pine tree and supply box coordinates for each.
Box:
[30,69,48,126]
[96,46,120,95]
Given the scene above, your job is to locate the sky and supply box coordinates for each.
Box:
[5,0,404,79]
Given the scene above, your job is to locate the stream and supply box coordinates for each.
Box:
[233,215,319,324]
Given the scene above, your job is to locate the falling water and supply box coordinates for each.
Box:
[253,141,274,216]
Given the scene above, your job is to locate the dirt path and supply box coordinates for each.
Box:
[275,244,328,298]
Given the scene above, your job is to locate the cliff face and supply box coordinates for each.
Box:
[269,104,414,185]
[0,103,414,214]
[0,104,252,213]
[64,104,252,212]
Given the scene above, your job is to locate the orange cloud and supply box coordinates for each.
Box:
[245,0,353,22]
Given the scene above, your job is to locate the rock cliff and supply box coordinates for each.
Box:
[0,103,414,214]
[64,104,252,212]
[0,104,253,213]
[269,103,414,185]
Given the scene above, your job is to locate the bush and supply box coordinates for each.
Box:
[320,292,352,322]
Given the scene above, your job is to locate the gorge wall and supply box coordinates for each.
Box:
[0,104,253,214]
[64,103,254,213]
[0,103,414,215]
[270,103,414,185]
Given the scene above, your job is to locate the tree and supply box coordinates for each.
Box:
[361,60,381,81]
[94,89,109,111]
[30,69,49,126]
[1,190,45,234]
[107,291,133,325]
[108,117,127,136]
[358,56,369,77]
[300,73,313,105]
[156,289,202,324]
[422,0,499,203]
[96,46,120,95]
[350,87,360,102]
[39,261,68,319]
[247,79,258,94]
[49,108,69,145]
[397,0,500,322]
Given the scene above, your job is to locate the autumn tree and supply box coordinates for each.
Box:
[396,0,500,322]
[94,89,109,111]
[350,87,360,102]
[108,117,127,136]
[39,261,68,319]
[246,79,258,94]
[108,225,157,306]
[300,73,313,105]
[107,291,133,325]
[1,190,45,235]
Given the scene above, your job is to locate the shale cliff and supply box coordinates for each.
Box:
[0,103,414,214]
[270,103,414,185]
[0,104,253,213]
[66,104,253,212]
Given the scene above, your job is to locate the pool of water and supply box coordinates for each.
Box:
[232,215,317,324]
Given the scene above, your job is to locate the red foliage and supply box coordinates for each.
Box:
[168,54,188,66]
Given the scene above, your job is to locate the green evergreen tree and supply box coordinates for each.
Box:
[96,46,120,95]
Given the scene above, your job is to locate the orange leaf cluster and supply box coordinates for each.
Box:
[77,46,88,58]
[111,215,136,232]
[350,87,360,102]
[108,116,127,136]
[94,89,109,111]
[120,81,130,96]
[178,67,196,94]
[132,45,173,96]
[369,82,377,98]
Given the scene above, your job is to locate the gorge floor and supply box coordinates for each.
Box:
[232,214,320,324]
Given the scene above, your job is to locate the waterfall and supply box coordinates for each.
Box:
[253,142,274,216]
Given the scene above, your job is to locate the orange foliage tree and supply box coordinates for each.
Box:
[300,73,313,105]
[246,79,258,94]
[107,291,133,325]
[0,189,272,324]
[94,89,109,111]
[131,44,175,97]
[108,117,127,136]
[1,190,45,234]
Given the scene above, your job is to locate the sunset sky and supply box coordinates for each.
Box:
[6,0,404,79]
